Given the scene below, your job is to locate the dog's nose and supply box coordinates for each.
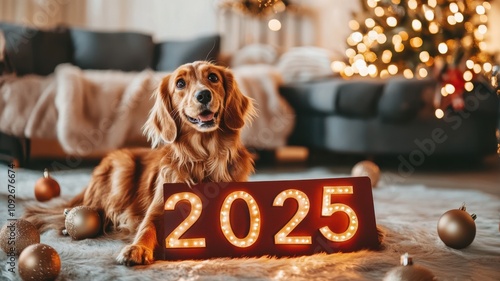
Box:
[195,90,212,105]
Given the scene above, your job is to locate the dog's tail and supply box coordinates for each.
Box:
[22,190,85,233]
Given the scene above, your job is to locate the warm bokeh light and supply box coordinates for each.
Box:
[435,109,444,119]
[268,19,281,31]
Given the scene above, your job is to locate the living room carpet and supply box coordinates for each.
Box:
[1,165,499,280]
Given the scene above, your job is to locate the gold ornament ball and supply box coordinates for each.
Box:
[63,206,102,240]
[351,160,380,187]
[437,204,476,249]
[34,169,61,202]
[383,253,436,281]
[19,243,61,281]
[0,219,40,255]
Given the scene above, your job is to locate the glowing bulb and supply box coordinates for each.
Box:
[377,33,387,44]
[466,60,474,69]
[424,8,435,21]
[331,61,346,73]
[410,37,423,48]
[447,15,457,25]
[476,5,486,15]
[268,19,281,31]
[465,82,474,92]
[438,43,448,54]
[483,62,492,72]
[403,69,414,79]
[473,64,482,74]
[408,0,418,10]
[411,19,422,31]
[418,68,428,78]
[349,20,360,30]
[449,3,459,13]
[428,0,436,8]
[445,83,455,94]
[478,24,487,35]
[463,70,473,81]
[374,7,385,17]
[435,109,444,119]
[429,22,439,34]
[382,50,392,63]
[386,17,397,27]
[273,189,312,245]
[388,64,398,75]
[455,13,464,23]
[365,18,375,28]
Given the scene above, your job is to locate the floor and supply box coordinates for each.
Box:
[256,146,500,197]
[20,146,500,197]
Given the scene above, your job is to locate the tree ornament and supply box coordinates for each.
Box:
[18,243,61,281]
[34,169,61,202]
[0,219,40,255]
[351,160,380,188]
[62,206,102,240]
[383,253,436,281]
[437,203,476,249]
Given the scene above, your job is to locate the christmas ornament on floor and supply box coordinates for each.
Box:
[437,203,476,249]
[62,206,101,240]
[0,219,40,255]
[383,253,436,281]
[351,160,380,187]
[34,168,61,202]
[19,243,61,281]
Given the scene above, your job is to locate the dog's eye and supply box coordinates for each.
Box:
[176,79,186,89]
[208,73,219,83]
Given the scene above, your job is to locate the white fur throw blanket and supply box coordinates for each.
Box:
[0,64,293,155]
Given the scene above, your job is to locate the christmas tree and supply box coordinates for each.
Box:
[332,0,495,113]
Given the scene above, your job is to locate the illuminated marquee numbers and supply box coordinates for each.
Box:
[273,189,312,245]
[164,192,206,248]
[220,191,261,248]
[320,186,359,242]
[164,185,359,249]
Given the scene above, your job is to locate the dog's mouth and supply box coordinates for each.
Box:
[186,110,219,128]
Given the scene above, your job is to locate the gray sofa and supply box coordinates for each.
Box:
[280,76,499,159]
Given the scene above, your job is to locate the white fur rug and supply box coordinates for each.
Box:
[1,165,499,280]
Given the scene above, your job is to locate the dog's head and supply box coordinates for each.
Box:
[144,61,254,147]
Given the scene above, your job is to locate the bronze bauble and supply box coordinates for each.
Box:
[63,206,101,240]
[351,160,380,187]
[34,169,61,202]
[437,204,476,249]
[0,219,40,255]
[18,243,61,281]
[383,253,436,281]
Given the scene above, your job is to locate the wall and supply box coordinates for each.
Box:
[0,0,499,56]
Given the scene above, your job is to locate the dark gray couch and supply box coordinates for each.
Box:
[280,76,499,159]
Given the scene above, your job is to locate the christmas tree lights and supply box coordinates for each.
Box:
[332,0,494,81]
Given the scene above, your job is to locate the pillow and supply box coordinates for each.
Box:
[70,29,154,71]
[0,22,36,75]
[154,35,220,71]
[377,77,435,123]
[277,46,337,84]
[230,44,278,67]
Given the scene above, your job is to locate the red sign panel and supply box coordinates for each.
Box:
[155,177,379,260]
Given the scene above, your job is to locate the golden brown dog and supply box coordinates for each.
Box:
[24,61,255,266]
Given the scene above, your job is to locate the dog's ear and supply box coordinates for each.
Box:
[143,74,178,147]
[222,68,255,130]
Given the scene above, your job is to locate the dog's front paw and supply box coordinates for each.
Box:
[116,244,153,266]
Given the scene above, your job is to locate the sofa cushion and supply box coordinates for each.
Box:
[0,23,72,76]
[0,23,36,75]
[336,80,384,118]
[34,26,72,76]
[377,77,436,122]
[155,34,220,71]
[70,29,154,71]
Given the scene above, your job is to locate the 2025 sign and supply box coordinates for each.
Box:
[154,177,379,260]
